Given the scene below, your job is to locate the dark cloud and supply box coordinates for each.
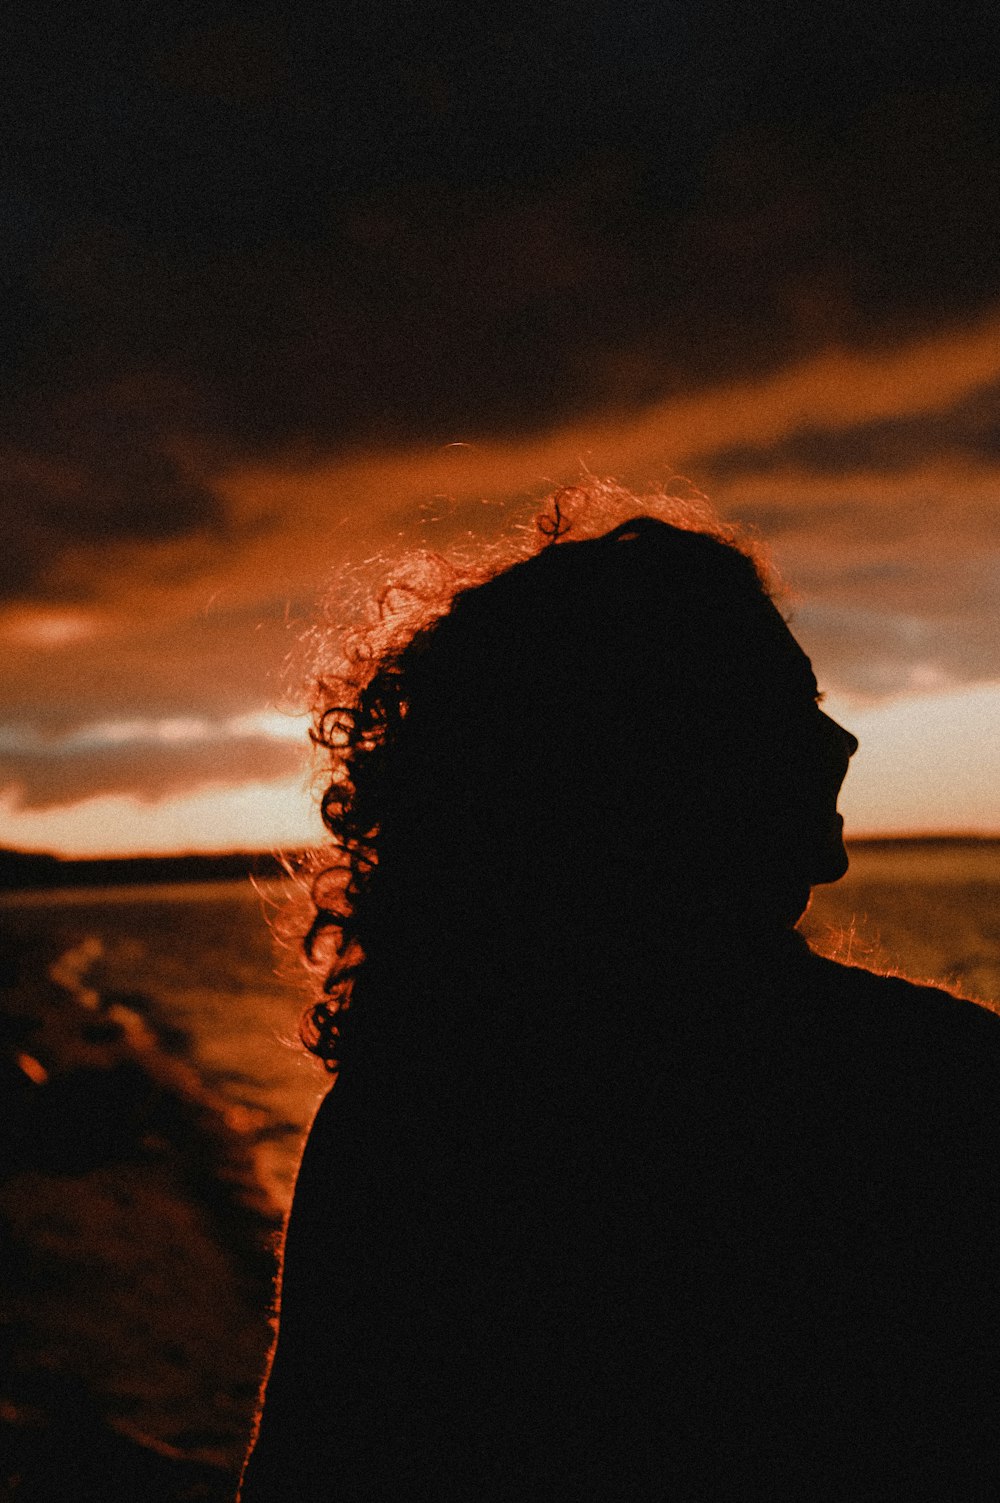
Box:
[0,379,227,598]
[792,593,1000,701]
[6,5,1000,608]
[0,599,309,733]
[700,383,1000,480]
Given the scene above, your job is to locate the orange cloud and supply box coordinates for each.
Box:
[6,310,1000,848]
[1,726,308,812]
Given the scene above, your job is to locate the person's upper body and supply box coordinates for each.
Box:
[239,495,1000,1500]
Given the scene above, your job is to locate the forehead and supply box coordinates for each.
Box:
[737,597,817,692]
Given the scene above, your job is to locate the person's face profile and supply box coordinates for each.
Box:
[750,602,859,887]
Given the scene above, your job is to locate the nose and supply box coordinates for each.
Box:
[818,709,860,763]
[825,713,859,760]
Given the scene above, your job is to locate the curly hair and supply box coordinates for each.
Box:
[299,481,776,1074]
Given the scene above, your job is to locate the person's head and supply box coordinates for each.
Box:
[304,493,857,1066]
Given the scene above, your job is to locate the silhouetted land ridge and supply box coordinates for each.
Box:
[1,839,996,893]
[0,848,302,892]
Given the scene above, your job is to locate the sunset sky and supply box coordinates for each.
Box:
[3,3,1000,855]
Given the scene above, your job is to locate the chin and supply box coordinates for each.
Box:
[808,836,850,885]
[782,880,813,928]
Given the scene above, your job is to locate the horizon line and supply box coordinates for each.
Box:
[4,831,1000,864]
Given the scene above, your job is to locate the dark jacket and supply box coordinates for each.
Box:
[240,937,1000,1499]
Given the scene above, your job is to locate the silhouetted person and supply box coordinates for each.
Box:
[240,506,1000,1499]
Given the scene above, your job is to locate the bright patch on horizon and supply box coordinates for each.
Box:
[821,680,1000,837]
[1,609,101,647]
[0,774,320,858]
[226,710,311,741]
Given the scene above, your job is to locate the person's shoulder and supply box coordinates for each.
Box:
[797,938,1000,1060]
[802,939,995,1013]
[782,943,1000,1157]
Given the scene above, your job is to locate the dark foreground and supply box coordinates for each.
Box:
[1,926,280,1502]
[3,840,997,1499]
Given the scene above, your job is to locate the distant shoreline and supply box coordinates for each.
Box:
[846,834,1000,850]
[0,847,304,893]
[1,837,998,894]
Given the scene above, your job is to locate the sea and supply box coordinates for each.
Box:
[4,840,1000,1215]
[2,877,328,1214]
